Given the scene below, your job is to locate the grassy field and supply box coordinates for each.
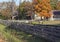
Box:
[42,21,60,25]
[32,20,60,25]
[0,24,51,42]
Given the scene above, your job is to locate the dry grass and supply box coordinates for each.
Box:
[42,21,60,25]
[32,20,60,25]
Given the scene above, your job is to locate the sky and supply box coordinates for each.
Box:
[0,0,32,5]
[0,0,20,5]
[1,0,60,5]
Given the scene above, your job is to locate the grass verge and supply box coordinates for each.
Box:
[0,24,22,42]
[0,24,51,42]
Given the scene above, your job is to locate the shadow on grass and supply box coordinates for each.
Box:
[4,26,52,42]
[56,24,60,26]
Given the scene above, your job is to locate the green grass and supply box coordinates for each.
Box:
[0,24,51,42]
[0,24,22,42]
[0,15,5,19]
[31,21,60,25]
[41,21,60,25]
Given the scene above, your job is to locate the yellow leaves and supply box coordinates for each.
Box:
[38,8,41,10]
[35,5,39,9]
[35,4,41,12]
[34,0,52,18]
[43,6,47,9]
[42,10,47,13]
[42,0,50,3]
[46,0,50,3]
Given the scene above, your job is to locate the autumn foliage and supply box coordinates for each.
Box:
[33,0,52,18]
[57,1,60,10]
[1,8,12,19]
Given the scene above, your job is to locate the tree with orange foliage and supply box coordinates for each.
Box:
[33,0,52,20]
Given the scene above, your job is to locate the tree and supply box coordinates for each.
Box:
[56,1,60,10]
[0,2,17,19]
[50,0,58,10]
[18,1,34,20]
[33,0,52,20]
[1,8,12,19]
[1,2,17,19]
